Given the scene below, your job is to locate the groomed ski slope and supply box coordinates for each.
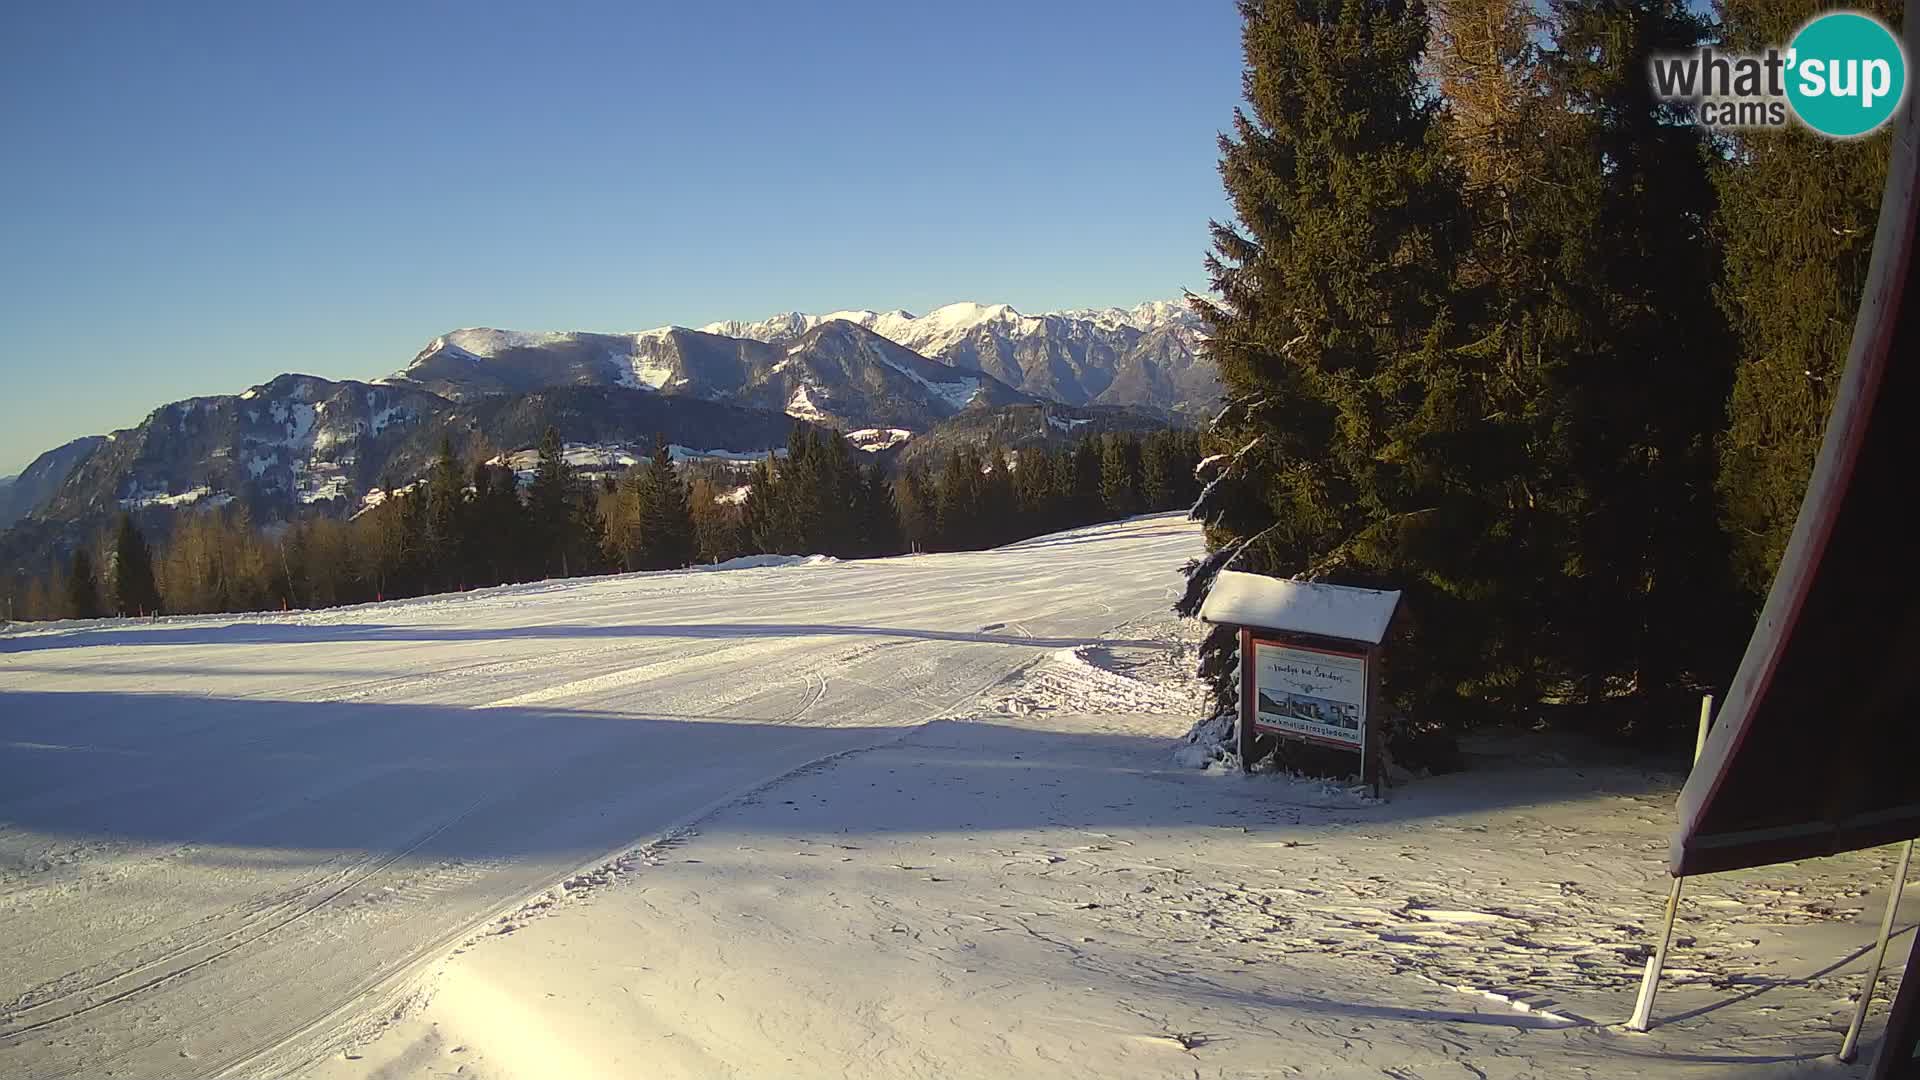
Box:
[0,513,1203,1078]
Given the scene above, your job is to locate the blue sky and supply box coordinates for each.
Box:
[0,2,1243,476]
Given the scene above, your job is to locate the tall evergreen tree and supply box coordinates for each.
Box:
[1015,447,1060,532]
[638,440,696,569]
[1713,0,1902,598]
[1068,438,1103,525]
[1141,433,1178,511]
[470,461,529,585]
[743,453,787,554]
[110,514,161,616]
[934,448,985,551]
[894,462,936,553]
[1542,0,1744,695]
[68,548,100,619]
[424,437,466,589]
[1182,0,1477,724]
[525,426,597,578]
[1099,433,1144,518]
[856,462,904,557]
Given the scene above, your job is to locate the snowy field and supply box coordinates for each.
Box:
[310,645,1916,1080]
[3,512,1912,1078]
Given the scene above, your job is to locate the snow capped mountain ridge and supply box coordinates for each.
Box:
[693,298,1198,350]
[677,298,1215,420]
[390,299,1212,424]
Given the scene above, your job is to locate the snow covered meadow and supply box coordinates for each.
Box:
[1,513,1908,1078]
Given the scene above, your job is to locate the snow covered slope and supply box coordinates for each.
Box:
[316,610,1916,1080]
[0,514,1203,1078]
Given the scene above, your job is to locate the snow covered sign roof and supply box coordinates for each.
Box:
[1199,571,1401,645]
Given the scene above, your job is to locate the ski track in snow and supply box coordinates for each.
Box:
[0,514,1201,1079]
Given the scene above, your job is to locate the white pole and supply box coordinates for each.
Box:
[1693,693,1713,762]
[1628,694,1714,1033]
[1840,839,1917,1062]
[1629,877,1686,1032]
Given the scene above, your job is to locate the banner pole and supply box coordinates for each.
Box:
[1842,838,1917,1063]
[1628,695,1715,1032]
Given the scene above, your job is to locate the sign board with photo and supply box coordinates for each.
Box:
[1199,572,1401,788]
[1249,639,1367,753]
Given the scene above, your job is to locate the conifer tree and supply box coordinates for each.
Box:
[1099,433,1144,518]
[1141,434,1177,511]
[1015,447,1059,532]
[470,461,529,584]
[526,426,596,578]
[638,440,696,570]
[1068,438,1103,525]
[978,439,1018,547]
[856,462,903,557]
[1542,0,1744,694]
[425,437,466,589]
[68,548,100,619]
[1713,0,1902,598]
[110,514,161,616]
[1182,0,1482,726]
[934,448,984,551]
[894,462,936,553]
[743,454,786,554]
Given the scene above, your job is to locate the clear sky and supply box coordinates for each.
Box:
[0,1,1243,476]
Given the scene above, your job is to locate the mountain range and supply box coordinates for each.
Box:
[693,300,1211,418]
[1,299,1215,571]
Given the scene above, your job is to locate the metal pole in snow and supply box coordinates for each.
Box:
[1628,694,1714,1032]
[1841,838,1917,1062]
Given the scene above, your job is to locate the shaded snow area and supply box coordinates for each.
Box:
[3,514,1910,1079]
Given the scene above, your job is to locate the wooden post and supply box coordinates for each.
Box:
[1843,839,1917,1062]
[1238,626,1257,773]
[1366,644,1383,799]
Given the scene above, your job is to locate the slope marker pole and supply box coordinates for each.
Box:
[1628,694,1713,1033]
[1841,838,1916,1063]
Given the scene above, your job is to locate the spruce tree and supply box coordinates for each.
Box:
[857,462,904,557]
[979,439,1018,547]
[68,548,100,619]
[894,462,936,553]
[743,454,786,554]
[1714,0,1901,598]
[1068,438,1103,525]
[1182,0,1488,728]
[470,461,529,585]
[1543,0,1744,695]
[1099,434,1144,518]
[110,514,161,616]
[638,441,695,570]
[934,448,984,551]
[1015,447,1058,532]
[1141,433,1177,511]
[526,426,593,578]
[425,437,466,589]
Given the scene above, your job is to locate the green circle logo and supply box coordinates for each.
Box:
[1786,11,1908,138]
